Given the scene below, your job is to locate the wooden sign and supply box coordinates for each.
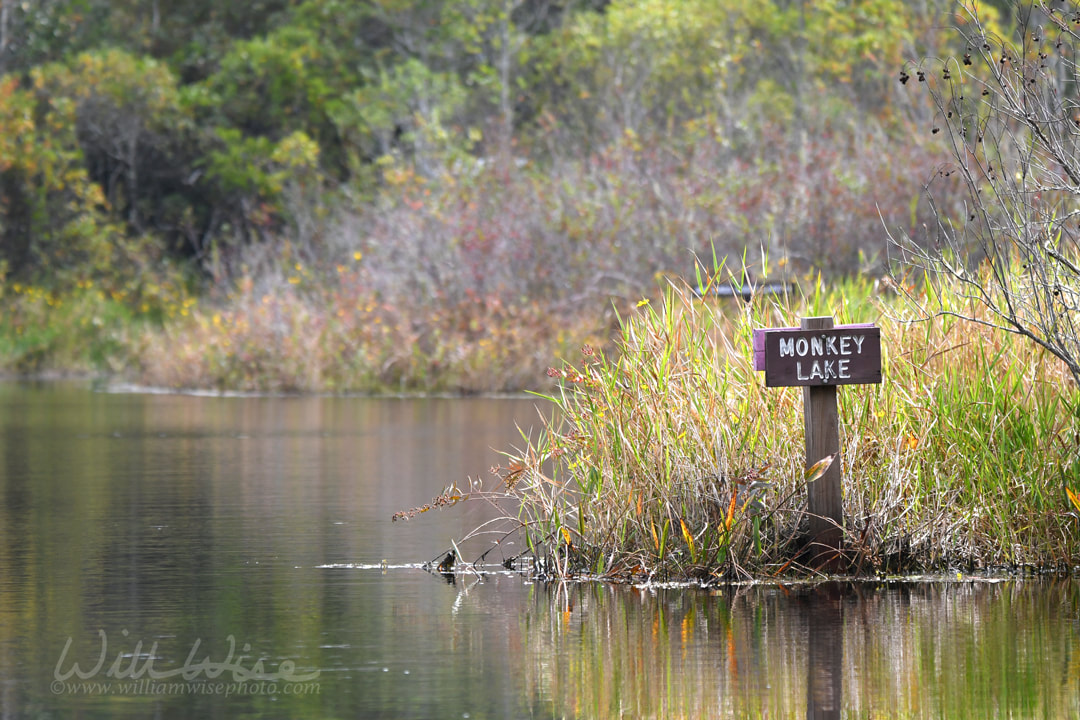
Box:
[752,317,883,567]
[761,326,881,387]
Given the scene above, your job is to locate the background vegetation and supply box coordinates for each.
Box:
[0,0,983,388]
[2,0,1077,571]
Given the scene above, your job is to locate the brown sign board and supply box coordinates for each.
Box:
[763,326,881,387]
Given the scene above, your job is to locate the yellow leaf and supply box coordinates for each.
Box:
[1067,487,1080,514]
[680,517,696,562]
[805,453,836,484]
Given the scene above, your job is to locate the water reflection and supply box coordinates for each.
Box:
[805,584,842,719]
[513,578,1079,718]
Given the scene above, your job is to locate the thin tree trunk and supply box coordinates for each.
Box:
[0,1,10,72]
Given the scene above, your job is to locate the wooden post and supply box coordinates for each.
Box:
[805,583,844,719]
[754,316,880,567]
[801,316,843,554]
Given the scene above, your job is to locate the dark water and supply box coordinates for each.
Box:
[0,383,1077,719]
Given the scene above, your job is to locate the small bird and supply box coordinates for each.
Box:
[437,551,456,573]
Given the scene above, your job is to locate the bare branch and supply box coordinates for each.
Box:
[891,1,1080,385]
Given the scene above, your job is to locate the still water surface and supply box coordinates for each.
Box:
[0,383,1077,718]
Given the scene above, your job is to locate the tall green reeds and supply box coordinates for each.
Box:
[484,273,1080,578]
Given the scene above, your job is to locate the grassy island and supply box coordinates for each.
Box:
[441,273,1080,579]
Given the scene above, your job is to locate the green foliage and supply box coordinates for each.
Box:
[0,284,129,372]
[0,0,298,75]
[526,0,922,151]
[33,48,190,228]
[0,0,101,72]
[202,127,322,242]
[0,74,118,287]
[329,58,470,171]
[776,0,917,97]
[528,0,743,147]
[0,0,954,290]
[0,270,194,373]
[206,130,279,198]
[197,27,333,140]
[0,47,194,321]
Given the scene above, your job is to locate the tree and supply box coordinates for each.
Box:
[891,1,1080,385]
[0,74,119,285]
[34,49,190,232]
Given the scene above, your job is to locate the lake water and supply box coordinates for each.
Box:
[0,383,1077,718]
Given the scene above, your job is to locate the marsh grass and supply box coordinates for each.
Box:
[464,272,1080,579]
[133,270,611,394]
